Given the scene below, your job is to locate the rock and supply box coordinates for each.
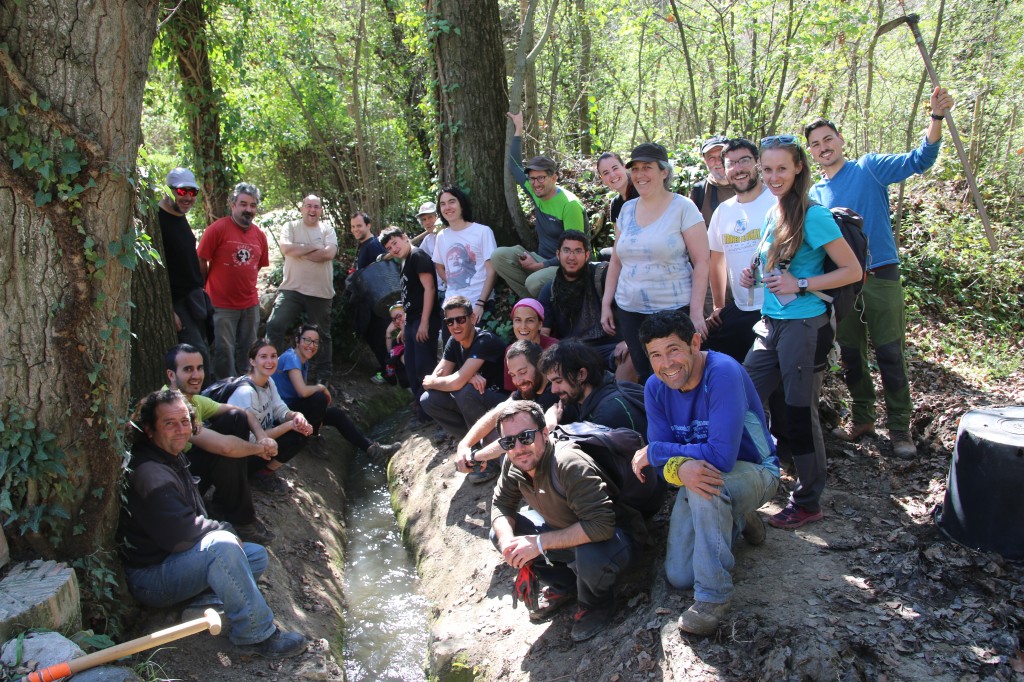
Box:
[1,631,83,668]
[0,560,81,641]
[0,526,8,570]
[70,666,143,681]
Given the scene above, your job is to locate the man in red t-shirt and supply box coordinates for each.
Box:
[197,183,270,378]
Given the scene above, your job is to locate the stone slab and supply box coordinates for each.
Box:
[1,630,84,668]
[70,666,143,681]
[0,560,81,642]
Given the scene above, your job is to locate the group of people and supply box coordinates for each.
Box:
[119,85,953,655]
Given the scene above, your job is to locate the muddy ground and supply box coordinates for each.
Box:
[127,321,1024,681]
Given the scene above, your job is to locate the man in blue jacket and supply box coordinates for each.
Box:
[630,311,779,636]
[805,87,955,459]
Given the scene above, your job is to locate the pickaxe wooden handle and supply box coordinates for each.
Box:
[20,608,222,682]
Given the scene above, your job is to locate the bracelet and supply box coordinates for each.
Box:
[475,299,485,305]
[930,113,945,120]
[536,534,553,565]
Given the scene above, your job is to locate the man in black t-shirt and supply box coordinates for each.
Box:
[349,211,390,383]
[420,296,509,439]
[381,227,441,417]
[158,167,213,382]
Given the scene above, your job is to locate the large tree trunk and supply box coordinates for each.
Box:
[430,0,513,245]
[0,0,160,559]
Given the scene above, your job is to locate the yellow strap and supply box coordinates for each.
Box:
[663,456,693,487]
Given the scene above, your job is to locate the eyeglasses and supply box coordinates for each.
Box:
[299,337,320,346]
[760,135,800,148]
[724,155,756,169]
[527,174,552,183]
[560,247,587,256]
[498,429,539,451]
[173,187,198,197]
[444,314,469,327]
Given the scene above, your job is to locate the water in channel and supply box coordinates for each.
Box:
[342,439,429,681]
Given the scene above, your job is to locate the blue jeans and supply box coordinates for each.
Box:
[404,315,440,416]
[664,461,779,603]
[490,510,635,609]
[124,530,275,646]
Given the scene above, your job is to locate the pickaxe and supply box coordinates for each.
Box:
[875,13,998,252]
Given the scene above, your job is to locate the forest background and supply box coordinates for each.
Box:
[1,0,1023,637]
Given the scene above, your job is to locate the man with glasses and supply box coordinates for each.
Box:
[197,182,269,379]
[804,87,954,459]
[265,195,338,385]
[493,111,587,299]
[490,400,642,642]
[420,296,509,439]
[703,138,777,363]
[159,167,213,382]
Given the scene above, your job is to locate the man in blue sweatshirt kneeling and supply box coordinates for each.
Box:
[630,310,780,636]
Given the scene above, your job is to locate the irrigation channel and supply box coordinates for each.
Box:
[342,419,430,681]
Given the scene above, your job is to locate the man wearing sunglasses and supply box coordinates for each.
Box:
[420,296,509,440]
[159,167,213,383]
[490,400,642,642]
[805,87,955,460]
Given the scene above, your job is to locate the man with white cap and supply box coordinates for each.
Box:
[411,201,441,255]
[159,167,213,381]
[689,136,736,226]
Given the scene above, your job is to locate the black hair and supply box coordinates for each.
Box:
[495,399,547,434]
[436,186,474,226]
[350,210,372,225]
[379,225,404,247]
[724,137,759,160]
[557,230,590,251]
[803,117,839,140]
[294,323,321,345]
[638,310,697,349]
[505,340,542,366]
[539,339,605,389]
[442,295,473,317]
[129,388,195,446]
[165,343,202,373]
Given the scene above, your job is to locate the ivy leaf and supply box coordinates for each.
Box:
[34,191,52,207]
[60,153,82,176]
[9,149,22,169]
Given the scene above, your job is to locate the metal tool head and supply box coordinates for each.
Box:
[874,13,921,38]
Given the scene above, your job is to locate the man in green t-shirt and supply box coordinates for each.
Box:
[494,111,587,298]
[164,343,278,544]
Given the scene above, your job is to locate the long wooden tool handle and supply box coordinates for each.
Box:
[22,609,222,682]
[907,17,999,252]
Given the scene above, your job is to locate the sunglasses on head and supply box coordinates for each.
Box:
[760,135,800,149]
[498,429,539,451]
[173,186,199,197]
[444,314,469,327]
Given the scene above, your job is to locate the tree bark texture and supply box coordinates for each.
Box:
[431,0,513,245]
[0,0,161,558]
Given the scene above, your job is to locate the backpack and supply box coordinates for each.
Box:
[811,206,869,323]
[201,376,255,404]
[549,421,667,519]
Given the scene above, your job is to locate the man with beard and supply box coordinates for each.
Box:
[197,183,270,378]
[537,232,635,381]
[703,138,777,363]
[540,339,647,434]
[454,340,557,477]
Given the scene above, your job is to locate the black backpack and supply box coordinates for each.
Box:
[812,206,869,323]
[549,421,666,519]
[201,376,255,403]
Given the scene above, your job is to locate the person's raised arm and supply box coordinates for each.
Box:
[506,112,528,185]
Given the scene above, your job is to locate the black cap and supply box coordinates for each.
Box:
[700,135,729,155]
[626,142,669,168]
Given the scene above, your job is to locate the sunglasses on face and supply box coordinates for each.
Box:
[444,314,469,327]
[760,135,800,148]
[173,186,199,197]
[498,429,539,451]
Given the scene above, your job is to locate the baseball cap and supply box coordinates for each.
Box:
[525,156,557,174]
[416,201,437,216]
[166,167,200,190]
[626,142,669,168]
[700,136,729,155]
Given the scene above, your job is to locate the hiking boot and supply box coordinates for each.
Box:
[570,607,612,642]
[370,372,386,385]
[889,431,917,460]
[234,627,307,659]
[234,518,275,545]
[250,471,290,496]
[741,510,766,546]
[767,502,824,530]
[831,422,876,442]
[678,600,731,636]
[529,587,576,623]
[468,461,500,485]
[367,441,401,460]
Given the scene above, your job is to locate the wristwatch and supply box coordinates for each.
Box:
[797,278,809,295]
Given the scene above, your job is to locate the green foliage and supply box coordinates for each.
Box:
[478,287,517,343]
[72,551,128,637]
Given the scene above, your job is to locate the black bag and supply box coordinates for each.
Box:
[812,206,869,323]
[201,376,255,404]
[550,421,666,519]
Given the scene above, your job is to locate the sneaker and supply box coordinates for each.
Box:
[831,422,876,442]
[250,471,290,496]
[370,372,386,385]
[529,587,576,622]
[234,626,307,659]
[367,441,401,460]
[306,435,331,461]
[678,600,731,636]
[570,607,612,643]
[234,518,275,545]
[741,510,766,546]
[890,430,917,460]
[767,502,824,530]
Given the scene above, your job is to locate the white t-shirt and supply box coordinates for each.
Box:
[228,380,290,439]
[707,184,776,312]
[278,219,338,299]
[432,222,496,304]
[614,194,704,313]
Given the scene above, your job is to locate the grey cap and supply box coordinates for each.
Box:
[166,167,199,190]
[416,201,437,216]
[700,136,729,155]
[525,156,557,174]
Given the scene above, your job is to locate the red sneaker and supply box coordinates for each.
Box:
[767,503,823,529]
